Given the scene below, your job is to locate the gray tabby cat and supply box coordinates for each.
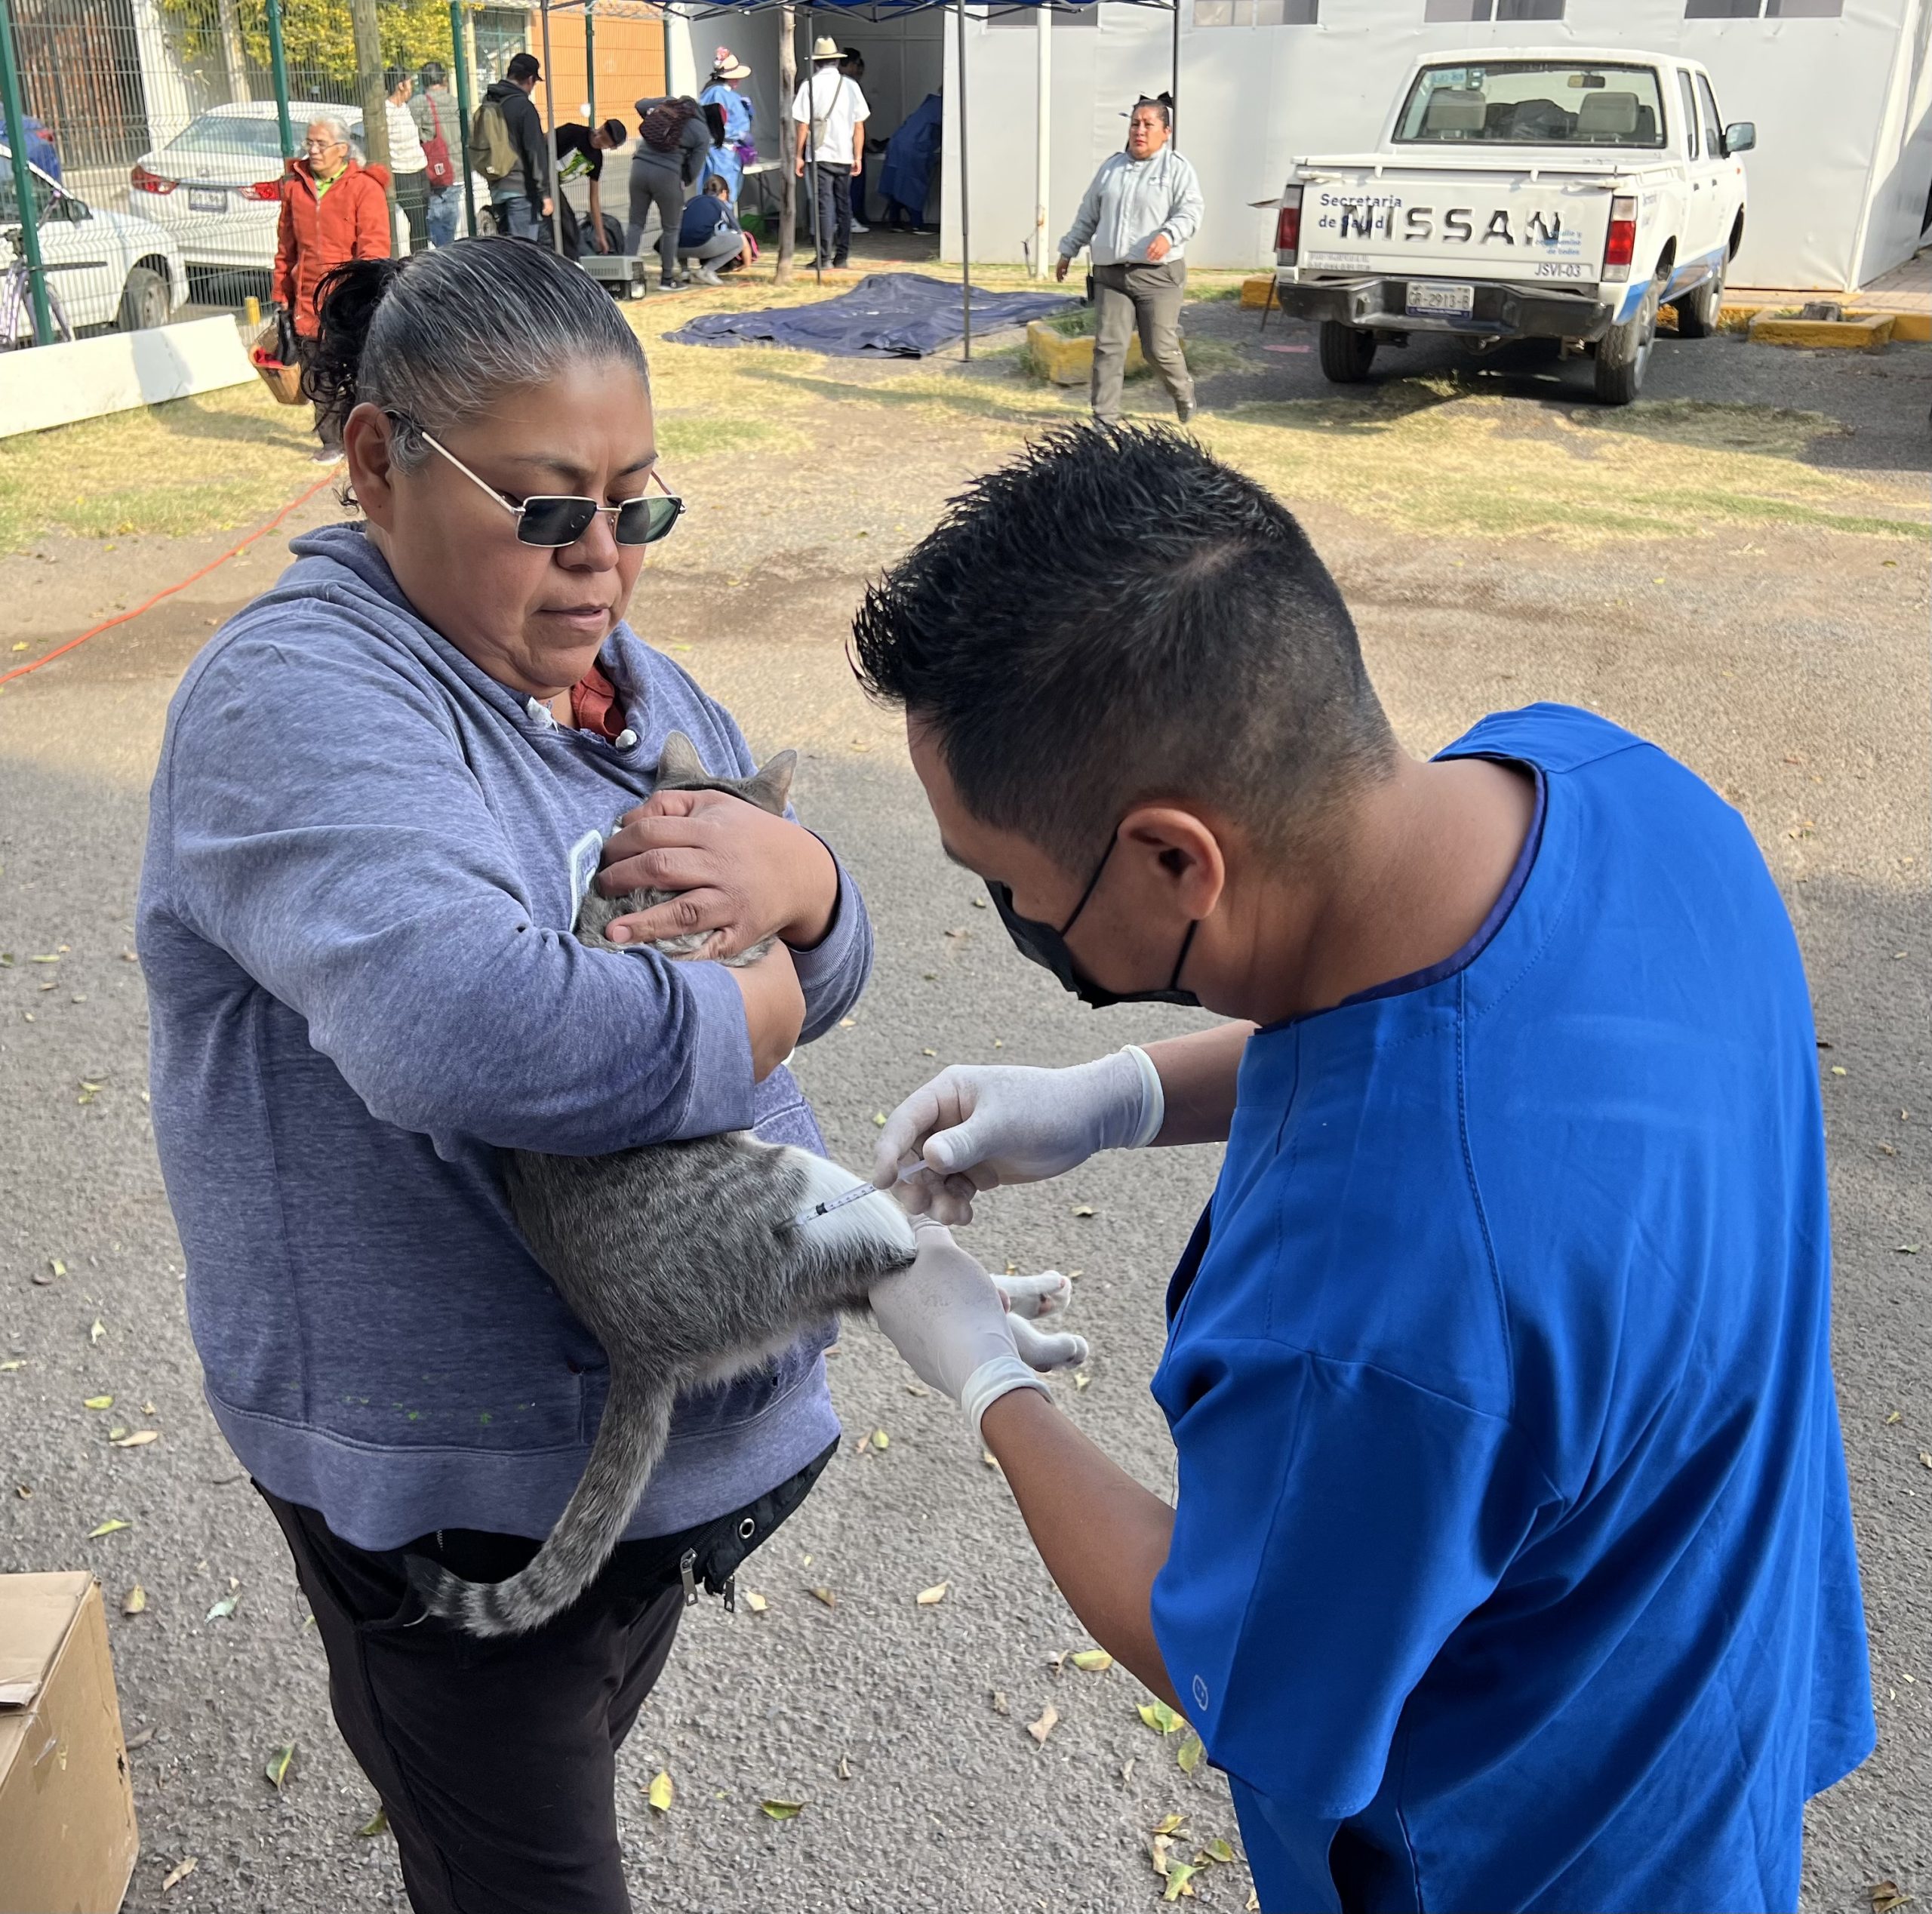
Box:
[408,733,921,1638]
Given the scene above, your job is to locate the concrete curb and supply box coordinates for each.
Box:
[1748,312,1896,350]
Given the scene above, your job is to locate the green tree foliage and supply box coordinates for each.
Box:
[157,0,461,97]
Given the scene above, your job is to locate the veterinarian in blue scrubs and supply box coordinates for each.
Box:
[856,425,1875,1913]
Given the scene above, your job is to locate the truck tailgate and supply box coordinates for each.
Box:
[1297,162,1630,285]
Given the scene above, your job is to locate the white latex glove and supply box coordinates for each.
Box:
[869,1224,1088,1439]
[873,1048,1164,1226]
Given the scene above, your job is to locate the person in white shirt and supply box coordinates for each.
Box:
[792,35,867,269]
[383,66,432,254]
[1057,95,1204,423]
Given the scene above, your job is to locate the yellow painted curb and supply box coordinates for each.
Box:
[1748,312,1895,350]
[1241,274,1275,310]
[1026,318,1146,386]
[1888,311,1931,344]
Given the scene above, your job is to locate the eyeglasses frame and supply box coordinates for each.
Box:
[414,426,683,549]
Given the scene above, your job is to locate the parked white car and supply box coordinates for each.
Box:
[1272,48,1754,404]
[3,147,187,343]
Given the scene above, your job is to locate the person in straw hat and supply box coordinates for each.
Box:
[792,34,868,269]
[700,48,755,207]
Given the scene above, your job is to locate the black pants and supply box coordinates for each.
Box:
[258,1446,831,1913]
[810,161,851,266]
[394,168,430,254]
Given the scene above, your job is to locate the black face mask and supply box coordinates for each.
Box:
[986,833,1200,1010]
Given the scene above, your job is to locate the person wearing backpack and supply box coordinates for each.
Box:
[411,61,463,247]
[627,95,709,291]
[473,52,551,241]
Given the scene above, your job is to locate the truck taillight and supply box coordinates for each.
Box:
[130,163,174,195]
[1275,186,1303,263]
[1603,195,1637,281]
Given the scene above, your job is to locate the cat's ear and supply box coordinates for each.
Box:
[746,749,797,814]
[656,731,709,785]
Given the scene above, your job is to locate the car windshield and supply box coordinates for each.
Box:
[162,116,288,160]
[1396,62,1667,149]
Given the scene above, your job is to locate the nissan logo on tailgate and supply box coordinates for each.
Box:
[1318,195,1567,246]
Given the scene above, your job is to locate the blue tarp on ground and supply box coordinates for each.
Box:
[668,272,1078,358]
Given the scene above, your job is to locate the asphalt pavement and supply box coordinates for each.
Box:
[0,321,1926,1914]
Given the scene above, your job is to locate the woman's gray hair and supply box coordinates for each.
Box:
[308,109,352,143]
[303,240,649,468]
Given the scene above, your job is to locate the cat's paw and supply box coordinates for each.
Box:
[1008,1311,1088,1374]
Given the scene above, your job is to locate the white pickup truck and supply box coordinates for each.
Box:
[1271,48,1754,404]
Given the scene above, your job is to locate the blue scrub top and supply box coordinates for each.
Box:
[1149,705,1873,1914]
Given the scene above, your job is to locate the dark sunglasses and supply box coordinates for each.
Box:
[418,428,683,547]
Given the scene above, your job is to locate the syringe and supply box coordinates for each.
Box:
[791,1162,921,1228]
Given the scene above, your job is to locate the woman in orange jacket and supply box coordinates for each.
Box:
[273,113,391,454]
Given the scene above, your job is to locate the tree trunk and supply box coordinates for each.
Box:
[776,3,795,284]
[349,0,395,257]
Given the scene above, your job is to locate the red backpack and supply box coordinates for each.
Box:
[422,92,455,190]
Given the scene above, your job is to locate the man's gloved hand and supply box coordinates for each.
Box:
[873,1049,1164,1226]
[870,1225,1087,1439]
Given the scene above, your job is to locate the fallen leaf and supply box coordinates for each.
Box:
[89,1319,105,1343]
[838,1017,857,1029]
[916,1581,949,1606]
[112,1430,159,1448]
[357,1806,389,1838]
[161,1857,198,1892]
[971,896,987,907]
[1121,1757,1135,1782]
[1884,1411,1903,1425]
[1152,1833,1174,1879]
[108,1426,128,1441]
[809,1586,836,1609]
[0,1360,25,1372]
[872,1112,888,1128]
[125,1725,155,1749]
[1028,1703,1059,1745]
[264,1741,296,1791]
[922,1047,937,1057]
[1898,1245,1922,1255]
[1830,1066,1847,1078]
[88,1519,131,1537]
[84,1394,113,1410]
[122,1584,147,1616]
[903,1381,929,1396]
[1150,1813,1188,1837]
[991,1690,1009,1715]
[982,1449,1002,1472]
[207,1593,239,1621]
[1177,1734,1204,1774]
[648,1770,673,1812]
[1248,1891,1261,1910]
[1919,1453,1932,1472]
[1164,1861,1199,1900]
[836,1754,851,1780]
[871,1428,889,1451]
[1075,1372,1091,1391]
[1870,1885,1912,1914]
[1071,1648,1113,1672]
[760,1799,804,1820]
[143,1402,157,1417]
[743,1590,768,1614]
[1139,1700,1186,1736]
[1201,1838,1237,1865]
[1072,1205,1096,1219]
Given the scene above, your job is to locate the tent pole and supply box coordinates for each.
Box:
[957,0,971,358]
[1170,0,1180,147]
[777,2,796,282]
[805,3,823,285]
[1033,2,1049,277]
[540,0,565,254]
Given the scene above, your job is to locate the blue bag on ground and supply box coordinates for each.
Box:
[668,271,1077,357]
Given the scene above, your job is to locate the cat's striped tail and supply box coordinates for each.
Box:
[404,1372,675,1638]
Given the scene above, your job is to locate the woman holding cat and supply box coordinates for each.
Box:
[135,238,1061,1914]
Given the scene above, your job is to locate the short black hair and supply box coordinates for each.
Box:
[598,117,627,146]
[507,51,541,83]
[852,423,1395,872]
[384,66,410,95]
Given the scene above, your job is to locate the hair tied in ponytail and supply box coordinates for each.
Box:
[303,254,414,433]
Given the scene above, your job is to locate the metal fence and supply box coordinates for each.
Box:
[1,0,660,348]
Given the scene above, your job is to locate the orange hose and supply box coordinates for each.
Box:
[0,468,343,690]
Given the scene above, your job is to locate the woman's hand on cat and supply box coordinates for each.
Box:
[869,1225,1088,1437]
[728,942,806,1081]
[596,790,839,957]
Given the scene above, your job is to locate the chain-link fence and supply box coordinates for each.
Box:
[2,0,665,347]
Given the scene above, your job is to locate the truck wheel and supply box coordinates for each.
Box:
[1593,284,1657,406]
[117,266,171,333]
[1318,322,1378,384]
[1673,259,1725,339]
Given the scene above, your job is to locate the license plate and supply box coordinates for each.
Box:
[1406,281,1475,318]
[188,188,227,214]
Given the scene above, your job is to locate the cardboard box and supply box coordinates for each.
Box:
[0,1573,139,1914]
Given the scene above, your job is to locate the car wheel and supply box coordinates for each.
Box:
[1318,320,1378,384]
[1674,258,1725,340]
[117,266,171,333]
[1593,282,1657,406]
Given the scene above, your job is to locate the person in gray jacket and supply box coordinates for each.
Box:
[1057,94,1204,424]
[629,95,712,289]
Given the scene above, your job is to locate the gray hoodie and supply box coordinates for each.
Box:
[137,524,869,1549]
